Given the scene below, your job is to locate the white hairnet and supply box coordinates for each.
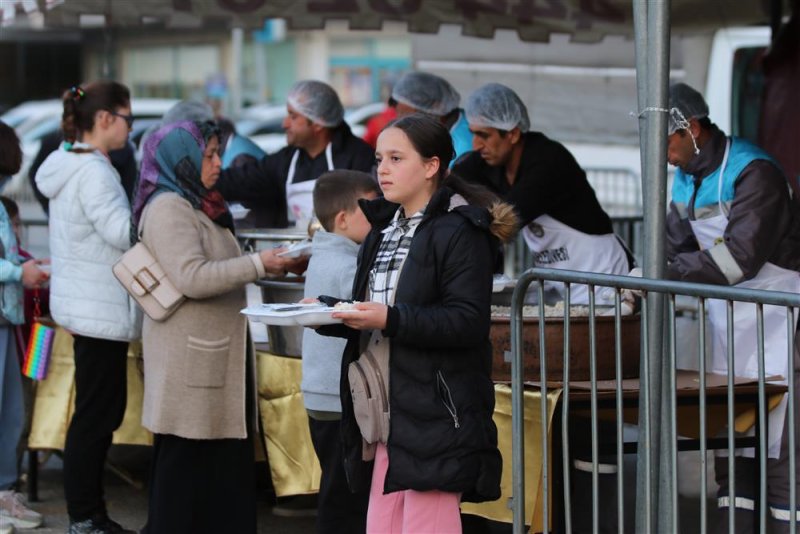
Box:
[668,82,709,135]
[390,71,460,116]
[162,100,214,124]
[465,83,530,133]
[286,80,344,128]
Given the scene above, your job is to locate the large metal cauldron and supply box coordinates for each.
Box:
[256,277,305,357]
[490,313,641,382]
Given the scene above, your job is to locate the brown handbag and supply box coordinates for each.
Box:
[348,330,391,450]
[112,210,185,321]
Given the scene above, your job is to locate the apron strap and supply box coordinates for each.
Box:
[716,138,731,218]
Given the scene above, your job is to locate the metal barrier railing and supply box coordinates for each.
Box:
[509,267,800,534]
[584,168,642,216]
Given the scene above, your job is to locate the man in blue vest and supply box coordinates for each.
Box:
[666,82,800,533]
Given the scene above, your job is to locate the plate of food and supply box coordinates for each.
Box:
[276,239,313,258]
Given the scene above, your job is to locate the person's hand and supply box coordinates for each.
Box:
[332,301,388,330]
[259,248,291,276]
[299,297,319,304]
[21,260,49,289]
[283,255,309,276]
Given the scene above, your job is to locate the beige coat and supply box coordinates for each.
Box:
[140,193,265,440]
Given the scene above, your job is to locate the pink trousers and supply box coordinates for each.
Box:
[366,442,462,534]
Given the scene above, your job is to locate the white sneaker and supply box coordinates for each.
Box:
[0,490,42,529]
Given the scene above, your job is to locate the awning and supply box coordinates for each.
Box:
[3,0,783,42]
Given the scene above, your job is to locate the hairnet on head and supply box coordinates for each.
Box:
[465,83,530,133]
[162,100,215,124]
[668,83,709,135]
[390,72,461,116]
[286,80,344,128]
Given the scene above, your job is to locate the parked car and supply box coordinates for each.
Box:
[235,101,387,155]
[235,103,287,155]
[1,98,178,202]
[345,101,387,138]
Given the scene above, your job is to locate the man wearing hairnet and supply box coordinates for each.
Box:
[666,82,800,533]
[453,82,633,305]
[388,71,472,164]
[216,80,374,227]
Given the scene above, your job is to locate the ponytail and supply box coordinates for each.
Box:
[61,80,130,144]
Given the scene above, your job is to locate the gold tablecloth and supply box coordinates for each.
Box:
[462,385,562,530]
[28,328,151,449]
[255,351,321,496]
[27,333,321,497]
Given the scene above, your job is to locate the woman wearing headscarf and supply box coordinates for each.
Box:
[133,120,299,534]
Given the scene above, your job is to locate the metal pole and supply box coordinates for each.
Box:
[647,1,673,530]
[631,2,651,531]
[510,274,531,534]
[634,0,672,530]
[230,28,244,118]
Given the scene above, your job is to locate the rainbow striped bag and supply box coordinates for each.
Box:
[22,292,55,381]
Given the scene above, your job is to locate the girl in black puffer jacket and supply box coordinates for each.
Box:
[329,113,517,533]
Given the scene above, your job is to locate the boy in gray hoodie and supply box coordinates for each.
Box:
[301,170,379,534]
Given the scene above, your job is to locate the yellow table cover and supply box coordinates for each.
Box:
[256,350,321,497]
[28,328,152,449]
[462,385,562,531]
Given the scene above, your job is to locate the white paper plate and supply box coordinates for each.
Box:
[277,240,313,258]
[229,203,251,220]
[294,308,361,326]
[241,302,353,326]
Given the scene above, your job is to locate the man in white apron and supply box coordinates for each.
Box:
[666,82,800,533]
[388,71,473,165]
[216,80,374,228]
[453,82,632,532]
[452,83,633,306]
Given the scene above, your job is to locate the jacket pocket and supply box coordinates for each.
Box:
[185,335,230,388]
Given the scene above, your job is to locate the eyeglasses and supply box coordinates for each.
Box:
[111,111,135,128]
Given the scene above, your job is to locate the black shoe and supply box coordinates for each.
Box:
[68,515,136,534]
[270,494,318,517]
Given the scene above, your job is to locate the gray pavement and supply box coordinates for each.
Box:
[19,446,316,534]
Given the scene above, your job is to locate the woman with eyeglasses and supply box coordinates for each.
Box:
[35,80,141,534]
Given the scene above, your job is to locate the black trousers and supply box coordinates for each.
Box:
[308,416,369,534]
[63,335,128,521]
[144,433,257,534]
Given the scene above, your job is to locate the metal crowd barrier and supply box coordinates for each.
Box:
[584,168,642,217]
[509,267,800,534]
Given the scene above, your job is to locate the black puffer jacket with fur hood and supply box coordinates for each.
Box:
[334,186,514,503]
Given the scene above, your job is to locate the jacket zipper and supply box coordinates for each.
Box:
[353,361,372,399]
[436,370,460,429]
[363,349,389,412]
